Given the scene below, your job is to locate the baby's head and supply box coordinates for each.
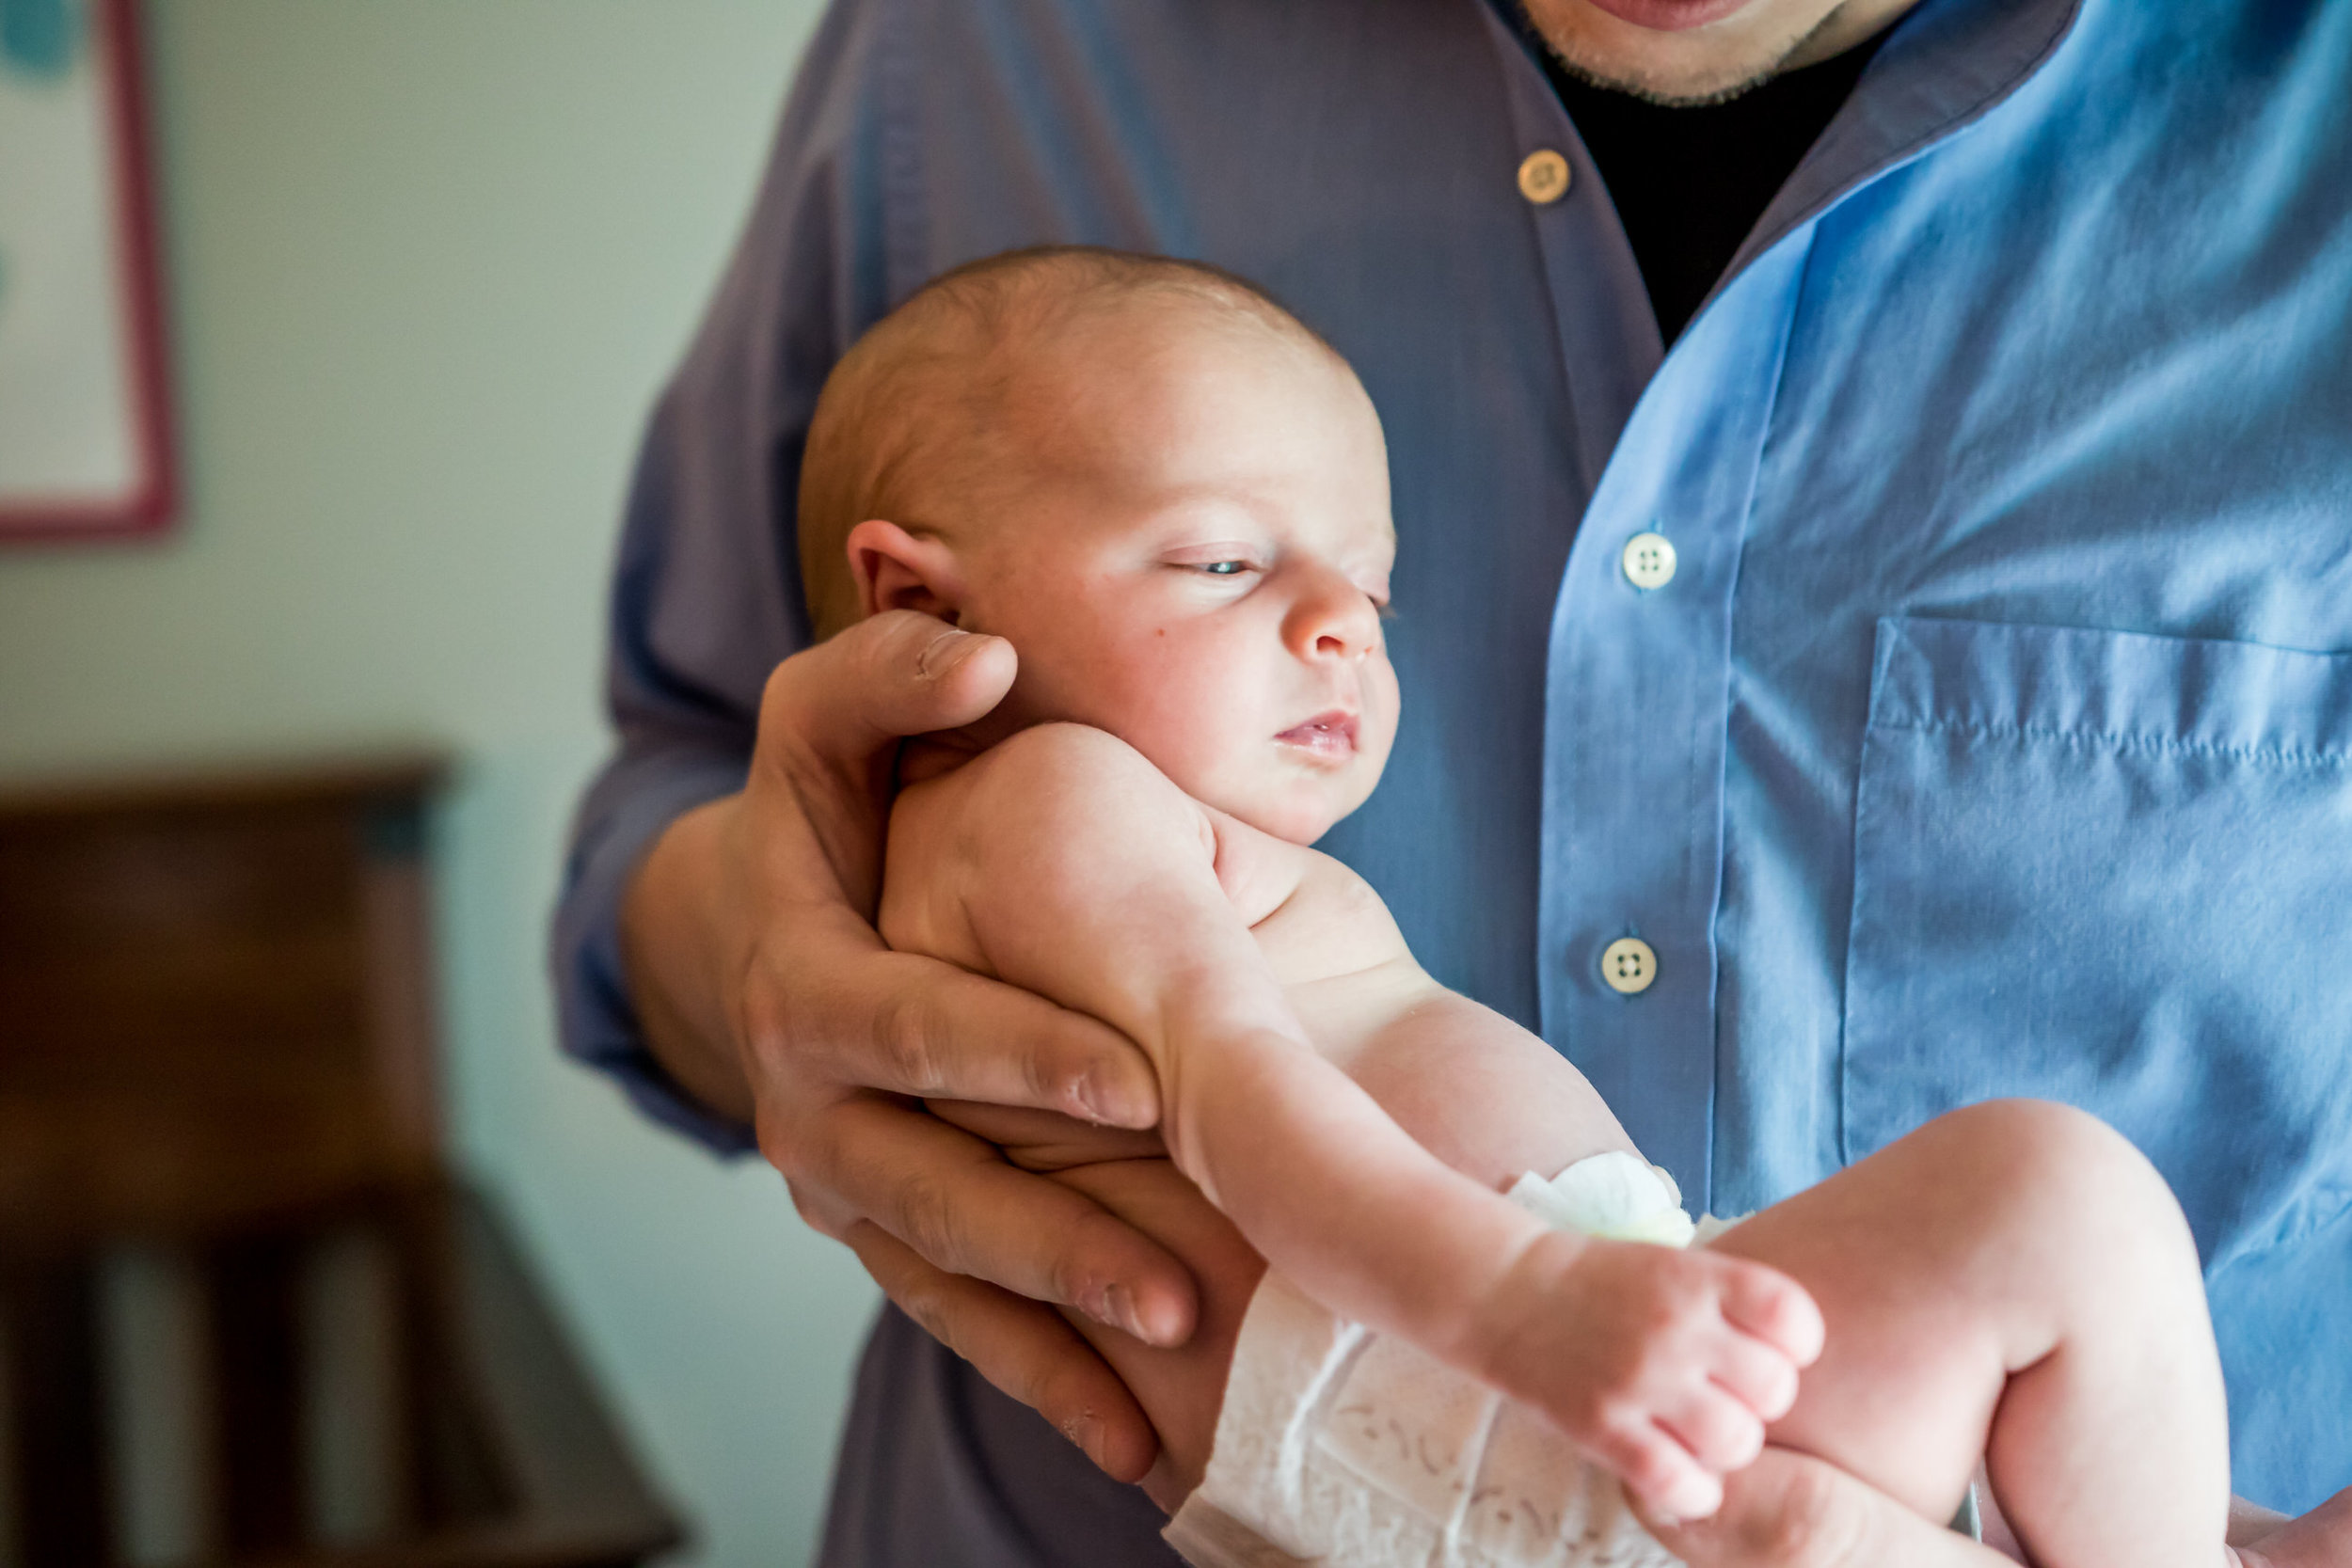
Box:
[800,246,1398,845]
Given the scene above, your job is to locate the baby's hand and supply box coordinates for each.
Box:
[1479,1232,1824,1523]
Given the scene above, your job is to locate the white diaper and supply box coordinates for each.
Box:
[1163,1152,1708,1568]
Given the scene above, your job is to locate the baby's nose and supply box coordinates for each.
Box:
[1289,575,1380,660]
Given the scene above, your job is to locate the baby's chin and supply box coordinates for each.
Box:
[1196,770,1378,847]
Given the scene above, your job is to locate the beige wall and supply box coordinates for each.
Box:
[0,4,879,1562]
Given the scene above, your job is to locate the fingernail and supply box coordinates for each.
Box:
[1104,1282,1150,1341]
[916,628,978,680]
[1077,1283,1116,1329]
[1063,1412,1106,1467]
[1075,1065,1148,1128]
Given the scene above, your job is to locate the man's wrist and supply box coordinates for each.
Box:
[621,792,758,1126]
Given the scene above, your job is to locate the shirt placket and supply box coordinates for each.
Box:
[1478,2,1814,1211]
[1536,242,1812,1212]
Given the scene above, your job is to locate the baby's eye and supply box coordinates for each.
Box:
[1197,561,1250,577]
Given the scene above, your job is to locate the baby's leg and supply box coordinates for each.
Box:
[936,724,1814,1517]
[1707,1100,2229,1568]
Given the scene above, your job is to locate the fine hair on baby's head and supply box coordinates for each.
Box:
[798,244,1398,843]
[796,245,1340,642]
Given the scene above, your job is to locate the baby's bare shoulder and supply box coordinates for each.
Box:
[883,724,1218,958]
[885,722,1399,982]
[898,723,1209,847]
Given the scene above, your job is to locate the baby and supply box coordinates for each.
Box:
[796,245,2234,1566]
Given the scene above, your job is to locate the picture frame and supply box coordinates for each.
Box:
[0,0,177,541]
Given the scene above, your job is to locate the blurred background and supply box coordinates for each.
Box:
[0,3,877,1564]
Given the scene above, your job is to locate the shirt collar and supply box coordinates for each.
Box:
[1484,0,2084,306]
[1731,0,2083,278]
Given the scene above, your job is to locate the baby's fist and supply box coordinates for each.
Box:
[1483,1233,1822,1522]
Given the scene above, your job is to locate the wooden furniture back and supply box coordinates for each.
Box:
[0,762,440,1241]
[0,762,678,1568]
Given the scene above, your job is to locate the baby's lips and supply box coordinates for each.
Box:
[1274,709,1359,752]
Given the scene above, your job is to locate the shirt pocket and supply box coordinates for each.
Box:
[1841,615,2352,1271]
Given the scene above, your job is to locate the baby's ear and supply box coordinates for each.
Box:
[846,519,966,625]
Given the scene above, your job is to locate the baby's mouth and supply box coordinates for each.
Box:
[1275,710,1359,761]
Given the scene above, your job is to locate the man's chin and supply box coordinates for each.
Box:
[1519,0,1836,104]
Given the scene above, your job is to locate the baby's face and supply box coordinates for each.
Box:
[957,309,1399,844]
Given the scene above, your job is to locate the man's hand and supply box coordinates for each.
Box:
[1657,1461,2352,1568]
[2223,1483,2352,1568]
[620,610,1199,1481]
[1644,1448,2013,1568]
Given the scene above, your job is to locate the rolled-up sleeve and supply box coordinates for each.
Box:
[550,0,898,1154]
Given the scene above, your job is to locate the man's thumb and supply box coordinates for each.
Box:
[768,610,1018,762]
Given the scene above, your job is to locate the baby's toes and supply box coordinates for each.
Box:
[1593,1418,1724,1524]
[1637,1440,1727,1525]
[1715,1259,1824,1367]
[1660,1386,1765,1476]
[1708,1328,1801,1422]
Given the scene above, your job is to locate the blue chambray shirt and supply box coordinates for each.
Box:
[555,0,2352,1513]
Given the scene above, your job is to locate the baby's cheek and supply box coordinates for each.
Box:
[1365,666,1404,752]
[1116,664,1255,777]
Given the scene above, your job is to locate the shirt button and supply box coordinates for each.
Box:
[1518,149,1571,205]
[1600,937,1658,995]
[1621,531,1677,591]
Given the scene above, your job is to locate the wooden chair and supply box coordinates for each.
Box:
[0,759,681,1568]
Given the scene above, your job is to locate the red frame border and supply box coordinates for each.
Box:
[0,0,179,543]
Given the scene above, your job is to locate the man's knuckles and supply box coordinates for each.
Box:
[874,1161,971,1271]
[764,1097,903,1229]
[732,964,808,1069]
[869,1246,965,1353]
[866,980,956,1095]
[782,1175,852,1242]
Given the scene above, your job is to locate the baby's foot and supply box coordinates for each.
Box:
[1477,1230,1824,1520]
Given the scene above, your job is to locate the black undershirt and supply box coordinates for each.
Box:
[1536,31,1888,344]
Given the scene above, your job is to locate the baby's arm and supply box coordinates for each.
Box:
[886,723,1816,1516]
[892,724,1555,1356]
[1292,966,1640,1190]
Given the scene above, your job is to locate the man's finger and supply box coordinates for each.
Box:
[810,1095,1198,1345]
[771,610,1019,760]
[1642,1447,2012,1568]
[845,1222,1163,1484]
[801,950,1161,1128]
[926,1098,1169,1171]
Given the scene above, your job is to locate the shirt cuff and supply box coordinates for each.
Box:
[551,747,758,1156]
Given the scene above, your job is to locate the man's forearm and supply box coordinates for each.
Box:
[620,791,757,1126]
